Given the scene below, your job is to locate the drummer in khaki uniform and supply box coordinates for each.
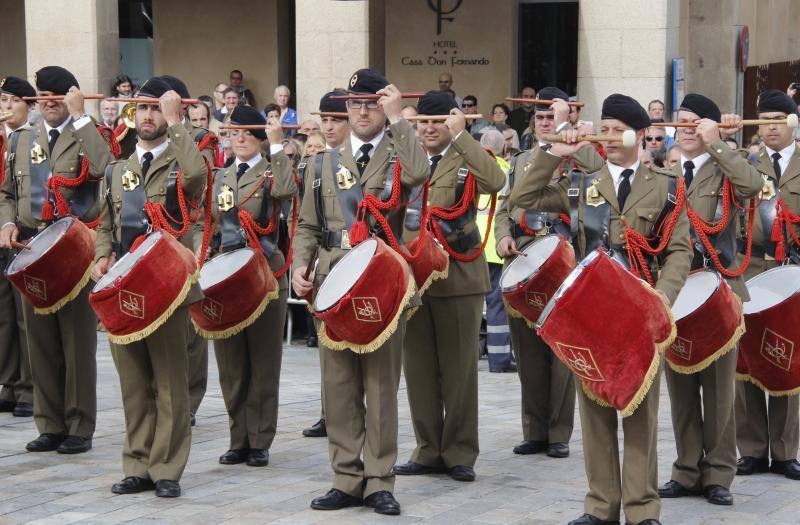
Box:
[193,106,296,468]
[394,91,505,482]
[0,76,35,418]
[92,77,208,498]
[494,86,604,459]
[510,94,692,525]
[657,94,762,506]
[0,66,112,454]
[291,69,428,516]
[735,89,800,481]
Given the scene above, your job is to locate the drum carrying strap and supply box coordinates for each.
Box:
[27,126,52,222]
[569,170,611,253]
[104,161,121,256]
[297,157,310,201]
[331,149,364,229]
[119,161,149,254]
[756,192,779,258]
[434,167,476,237]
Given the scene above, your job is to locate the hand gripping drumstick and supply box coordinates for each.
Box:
[540,129,638,148]
[23,94,105,101]
[650,114,799,129]
[505,97,585,108]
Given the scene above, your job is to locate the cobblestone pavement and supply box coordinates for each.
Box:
[0,335,798,524]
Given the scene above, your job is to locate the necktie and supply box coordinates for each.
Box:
[772,152,782,182]
[356,143,373,176]
[141,151,154,178]
[617,168,633,211]
[429,154,443,177]
[48,129,60,154]
[236,162,249,179]
[683,160,695,189]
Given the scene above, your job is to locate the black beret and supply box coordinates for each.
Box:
[137,77,172,99]
[160,75,191,99]
[319,90,348,114]
[679,93,721,122]
[534,86,569,111]
[417,90,457,116]
[0,76,35,99]
[347,68,389,95]
[758,89,798,116]
[230,105,267,140]
[34,66,79,95]
[601,93,651,130]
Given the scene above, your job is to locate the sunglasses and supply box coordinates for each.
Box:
[645,136,664,142]
[462,103,475,108]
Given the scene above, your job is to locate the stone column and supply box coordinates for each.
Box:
[24,0,118,115]
[0,0,27,77]
[576,0,680,124]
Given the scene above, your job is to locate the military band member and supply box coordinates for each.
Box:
[92,77,208,498]
[735,89,800,481]
[494,87,604,459]
[291,68,428,516]
[394,91,505,482]
[510,94,692,525]
[194,106,296,467]
[0,76,35,418]
[0,66,112,453]
[658,94,762,506]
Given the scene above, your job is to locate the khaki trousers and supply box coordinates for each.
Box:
[186,321,208,415]
[0,270,32,405]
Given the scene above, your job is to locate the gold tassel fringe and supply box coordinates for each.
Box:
[415,257,450,299]
[33,263,93,315]
[736,373,800,397]
[193,282,280,340]
[667,301,745,374]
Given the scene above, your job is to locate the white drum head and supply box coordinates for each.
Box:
[198,248,254,290]
[500,235,560,291]
[92,232,163,292]
[6,217,73,274]
[314,239,377,312]
[671,271,720,321]
[744,265,800,314]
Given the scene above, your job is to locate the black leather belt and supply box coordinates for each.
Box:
[740,244,774,260]
[321,228,352,250]
[444,229,480,255]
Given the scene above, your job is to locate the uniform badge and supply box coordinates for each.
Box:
[349,73,358,88]
[760,175,776,200]
[218,184,235,212]
[121,170,140,191]
[585,180,606,207]
[336,164,356,190]
[30,143,46,165]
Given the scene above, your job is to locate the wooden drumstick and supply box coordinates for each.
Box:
[651,114,800,129]
[405,114,485,121]
[11,240,30,251]
[220,124,299,130]
[329,92,426,100]
[111,97,201,105]
[506,97,584,108]
[540,130,637,148]
[301,247,319,303]
[509,247,527,257]
[23,94,104,101]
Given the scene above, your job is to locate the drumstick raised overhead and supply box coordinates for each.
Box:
[23,94,104,101]
[540,130,638,148]
[310,111,349,118]
[650,114,799,129]
[329,92,426,100]
[112,97,200,105]
[220,124,299,130]
[405,114,484,121]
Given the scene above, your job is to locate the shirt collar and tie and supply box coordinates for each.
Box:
[350,131,385,175]
[765,142,797,182]
[679,151,710,189]
[43,116,71,154]
[135,139,170,177]
[234,152,263,178]
[606,161,640,211]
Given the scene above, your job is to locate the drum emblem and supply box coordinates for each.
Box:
[336,164,357,190]
[760,328,794,372]
[201,297,224,323]
[524,291,547,310]
[119,289,145,319]
[218,185,235,212]
[121,170,140,191]
[555,343,605,382]
[30,143,47,165]
[23,275,47,301]
[669,336,693,361]
[352,297,382,323]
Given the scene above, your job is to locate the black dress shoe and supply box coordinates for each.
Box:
[247,449,269,467]
[26,433,65,452]
[489,363,517,373]
[219,449,249,465]
[307,336,318,348]
[394,461,442,475]
[568,514,620,525]
[737,456,769,475]
[448,465,476,482]
[12,402,32,417]
[657,479,700,498]
[630,521,662,525]
[513,440,548,455]
[302,419,327,438]
[546,442,569,458]
[365,490,401,515]
[57,436,92,454]
[111,476,154,494]
[703,484,733,505]
[770,459,800,480]
[0,399,14,412]
[154,479,181,498]
[310,488,363,510]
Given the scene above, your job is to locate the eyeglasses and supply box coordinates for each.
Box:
[346,99,380,111]
[645,136,664,142]
[462,102,475,108]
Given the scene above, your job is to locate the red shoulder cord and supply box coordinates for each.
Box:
[685,178,757,277]
[622,178,687,286]
[772,197,800,262]
[40,125,121,228]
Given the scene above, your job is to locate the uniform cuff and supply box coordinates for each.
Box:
[73,115,93,130]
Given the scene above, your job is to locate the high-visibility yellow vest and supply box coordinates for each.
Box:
[477,156,510,265]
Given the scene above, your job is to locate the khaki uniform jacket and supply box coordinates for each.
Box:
[292,119,429,285]
[407,131,506,297]
[0,118,113,228]
[495,143,605,251]
[509,149,693,304]
[193,153,297,290]
[746,145,800,250]
[675,140,763,299]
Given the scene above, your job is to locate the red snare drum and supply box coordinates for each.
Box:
[406,233,449,296]
[500,235,576,326]
[313,237,414,353]
[536,249,676,417]
[738,265,800,395]
[190,248,279,339]
[5,217,94,314]
[90,231,198,344]
[667,270,744,374]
